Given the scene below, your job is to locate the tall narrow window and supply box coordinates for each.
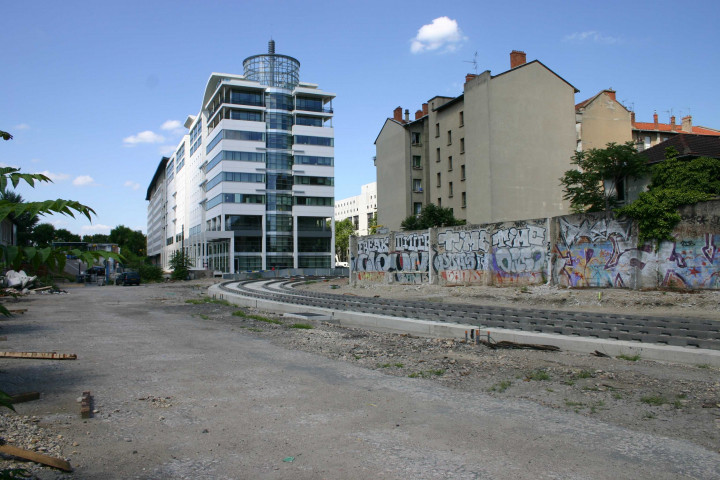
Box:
[412,155,422,168]
[460,137,465,153]
[448,156,453,171]
[437,198,442,207]
[436,148,441,162]
[413,179,422,192]
[461,164,466,180]
[449,182,454,197]
[436,172,441,187]
[435,123,440,137]
[461,192,466,208]
[447,130,452,145]
[411,132,421,145]
[414,202,422,215]
[459,111,464,126]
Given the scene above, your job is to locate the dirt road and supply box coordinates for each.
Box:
[1,280,718,479]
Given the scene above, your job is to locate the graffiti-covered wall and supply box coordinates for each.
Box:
[433,219,550,286]
[351,231,430,284]
[349,200,720,290]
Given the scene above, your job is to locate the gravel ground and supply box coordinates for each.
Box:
[1,278,719,478]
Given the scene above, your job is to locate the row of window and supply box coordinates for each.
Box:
[189,119,202,156]
[206,130,265,154]
[206,130,333,156]
[205,172,265,191]
[227,89,331,114]
[205,151,335,174]
[205,193,333,211]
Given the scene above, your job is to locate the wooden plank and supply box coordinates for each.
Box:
[0,352,77,360]
[80,391,92,418]
[0,444,73,472]
[9,391,40,404]
[7,308,27,314]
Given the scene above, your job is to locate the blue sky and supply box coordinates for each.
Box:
[1,0,718,236]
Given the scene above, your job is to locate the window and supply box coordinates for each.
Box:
[294,135,333,147]
[449,182,454,197]
[414,202,422,215]
[413,179,422,192]
[448,156,453,171]
[616,177,626,202]
[294,155,333,166]
[447,130,452,145]
[411,132,421,145]
[461,164,466,180]
[435,123,440,137]
[412,155,422,169]
[437,198,442,207]
[436,148,440,162]
[460,138,465,153]
[436,172,441,187]
[459,111,464,127]
[461,192,466,208]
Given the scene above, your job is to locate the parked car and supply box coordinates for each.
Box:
[115,271,141,286]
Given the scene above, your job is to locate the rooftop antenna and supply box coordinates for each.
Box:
[621,99,635,112]
[464,51,478,74]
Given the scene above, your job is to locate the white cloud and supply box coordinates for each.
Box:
[73,175,96,186]
[81,224,111,234]
[124,180,141,190]
[123,130,165,146]
[14,123,30,130]
[161,120,182,131]
[563,31,623,45]
[38,170,70,182]
[411,17,467,54]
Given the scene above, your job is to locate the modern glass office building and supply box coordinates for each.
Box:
[146,41,336,273]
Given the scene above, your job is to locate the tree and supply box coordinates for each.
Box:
[169,250,192,280]
[400,203,465,230]
[55,228,81,243]
[560,142,649,213]
[31,223,56,247]
[334,218,354,262]
[368,213,378,234]
[82,233,110,243]
[616,148,720,241]
[109,225,146,257]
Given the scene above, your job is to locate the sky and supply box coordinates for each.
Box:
[1,0,719,236]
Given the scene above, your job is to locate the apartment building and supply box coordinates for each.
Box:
[146,41,336,273]
[575,88,720,152]
[375,51,577,230]
[334,182,377,235]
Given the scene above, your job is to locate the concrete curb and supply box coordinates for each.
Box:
[209,284,720,368]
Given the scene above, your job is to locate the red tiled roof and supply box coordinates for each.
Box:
[632,122,720,136]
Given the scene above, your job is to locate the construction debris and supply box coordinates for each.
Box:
[2,270,37,290]
[0,441,72,472]
[8,392,40,405]
[80,391,92,419]
[0,352,77,360]
[480,339,560,351]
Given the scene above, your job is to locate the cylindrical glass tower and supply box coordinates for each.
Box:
[243,40,300,90]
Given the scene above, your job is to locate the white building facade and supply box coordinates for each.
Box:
[147,41,336,273]
[334,182,377,236]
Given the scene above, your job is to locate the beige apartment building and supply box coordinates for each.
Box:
[375,51,578,231]
[576,88,720,153]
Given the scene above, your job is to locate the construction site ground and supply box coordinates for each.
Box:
[0,278,718,478]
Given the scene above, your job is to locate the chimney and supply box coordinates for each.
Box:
[605,89,616,101]
[404,109,410,122]
[631,112,635,124]
[653,112,659,129]
[682,115,693,133]
[670,115,676,130]
[465,74,477,84]
[422,103,428,116]
[415,109,423,120]
[393,106,402,122]
[510,50,527,69]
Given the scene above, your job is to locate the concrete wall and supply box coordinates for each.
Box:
[350,200,720,290]
[576,92,632,151]
[375,120,411,231]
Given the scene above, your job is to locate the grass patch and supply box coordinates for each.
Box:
[564,400,585,407]
[290,323,313,329]
[644,412,656,419]
[576,370,593,379]
[489,380,512,393]
[582,386,600,392]
[233,311,282,324]
[546,388,554,393]
[697,364,710,369]
[526,369,551,381]
[640,395,667,406]
[303,280,317,285]
[247,327,263,332]
[613,392,623,400]
[185,297,231,306]
[617,353,641,361]
[564,379,576,386]
[195,314,209,320]
[378,362,404,369]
